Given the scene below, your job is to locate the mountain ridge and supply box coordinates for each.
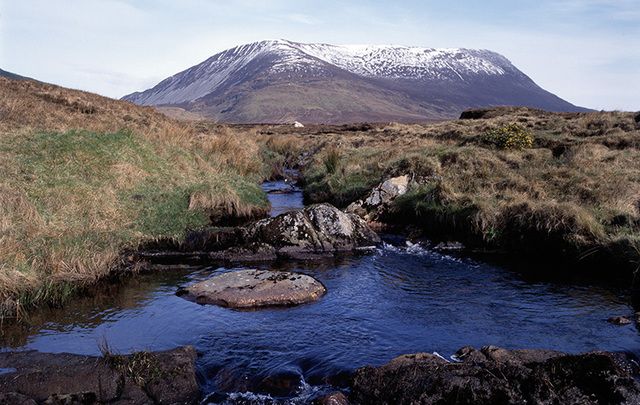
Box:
[123,39,589,123]
[0,68,35,82]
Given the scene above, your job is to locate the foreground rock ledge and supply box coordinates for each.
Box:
[178,269,326,308]
[350,345,640,404]
[0,346,199,404]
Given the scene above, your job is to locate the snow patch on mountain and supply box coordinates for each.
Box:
[124,39,518,106]
[293,42,509,79]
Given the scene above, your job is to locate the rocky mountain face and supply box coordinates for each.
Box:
[123,40,588,123]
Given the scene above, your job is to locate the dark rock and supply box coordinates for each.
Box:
[0,347,200,404]
[178,203,381,263]
[434,241,465,251]
[350,346,640,404]
[44,392,97,404]
[341,123,374,132]
[258,370,304,397]
[179,269,326,308]
[314,391,349,405]
[207,242,278,262]
[0,392,36,405]
[608,316,632,325]
[460,109,491,119]
[634,112,640,124]
[184,227,244,251]
[552,144,569,157]
[208,206,269,227]
[246,203,380,254]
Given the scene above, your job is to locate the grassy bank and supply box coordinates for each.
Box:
[269,108,640,274]
[0,78,269,319]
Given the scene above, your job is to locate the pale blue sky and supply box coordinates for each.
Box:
[1,0,638,110]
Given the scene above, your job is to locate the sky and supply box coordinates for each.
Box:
[1,0,638,110]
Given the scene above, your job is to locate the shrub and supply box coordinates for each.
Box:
[481,123,534,150]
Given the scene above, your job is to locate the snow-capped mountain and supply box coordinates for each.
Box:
[123,40,587,123]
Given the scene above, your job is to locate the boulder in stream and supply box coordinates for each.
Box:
[245,203,380,258]
[608,315,632,325]
[350,345,640,404]
[178,203,381,262]
[178,269,326,308]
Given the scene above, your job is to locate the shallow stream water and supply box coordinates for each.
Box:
[1,180,639,403]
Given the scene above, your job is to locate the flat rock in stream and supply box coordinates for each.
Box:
[0,346,200,404]
[350,345,640,404]
[179,269,326,308]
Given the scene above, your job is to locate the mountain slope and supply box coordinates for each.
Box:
[123,40,587,123]
[0,68,34,81]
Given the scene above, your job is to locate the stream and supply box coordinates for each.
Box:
[1,179,639,404]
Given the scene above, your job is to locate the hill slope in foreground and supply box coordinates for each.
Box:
[123,39,588,123]
[0,77,270,318]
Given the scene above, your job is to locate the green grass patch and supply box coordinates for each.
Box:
[0,129,269,318]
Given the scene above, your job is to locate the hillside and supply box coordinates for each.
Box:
[123,40,588,123]
[0,68,33,81]
[0,77,269,318]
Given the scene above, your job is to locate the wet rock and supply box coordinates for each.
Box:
[0,346,200,404]
[0,393,36,405]
[207,242,278,262]
[346,175,411,222]
[44,393,97,404]
[172,203,380,263]
[314,391,349,405]
[246,203,380,256]
[179,269,326,308]
[434,241,465,251]
[608,315,632,325]
[258,370,304,397]
[350,346,640,404]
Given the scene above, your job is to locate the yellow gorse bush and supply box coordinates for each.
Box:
[481,123,534,150]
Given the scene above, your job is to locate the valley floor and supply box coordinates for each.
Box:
[1,76,639,316]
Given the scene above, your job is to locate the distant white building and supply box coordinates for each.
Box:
[293,121,304,128]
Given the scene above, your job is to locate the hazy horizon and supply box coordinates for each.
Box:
[1,0,638,111]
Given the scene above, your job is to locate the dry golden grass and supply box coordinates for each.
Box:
[0,78,269,319]
[263,108,640,271]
